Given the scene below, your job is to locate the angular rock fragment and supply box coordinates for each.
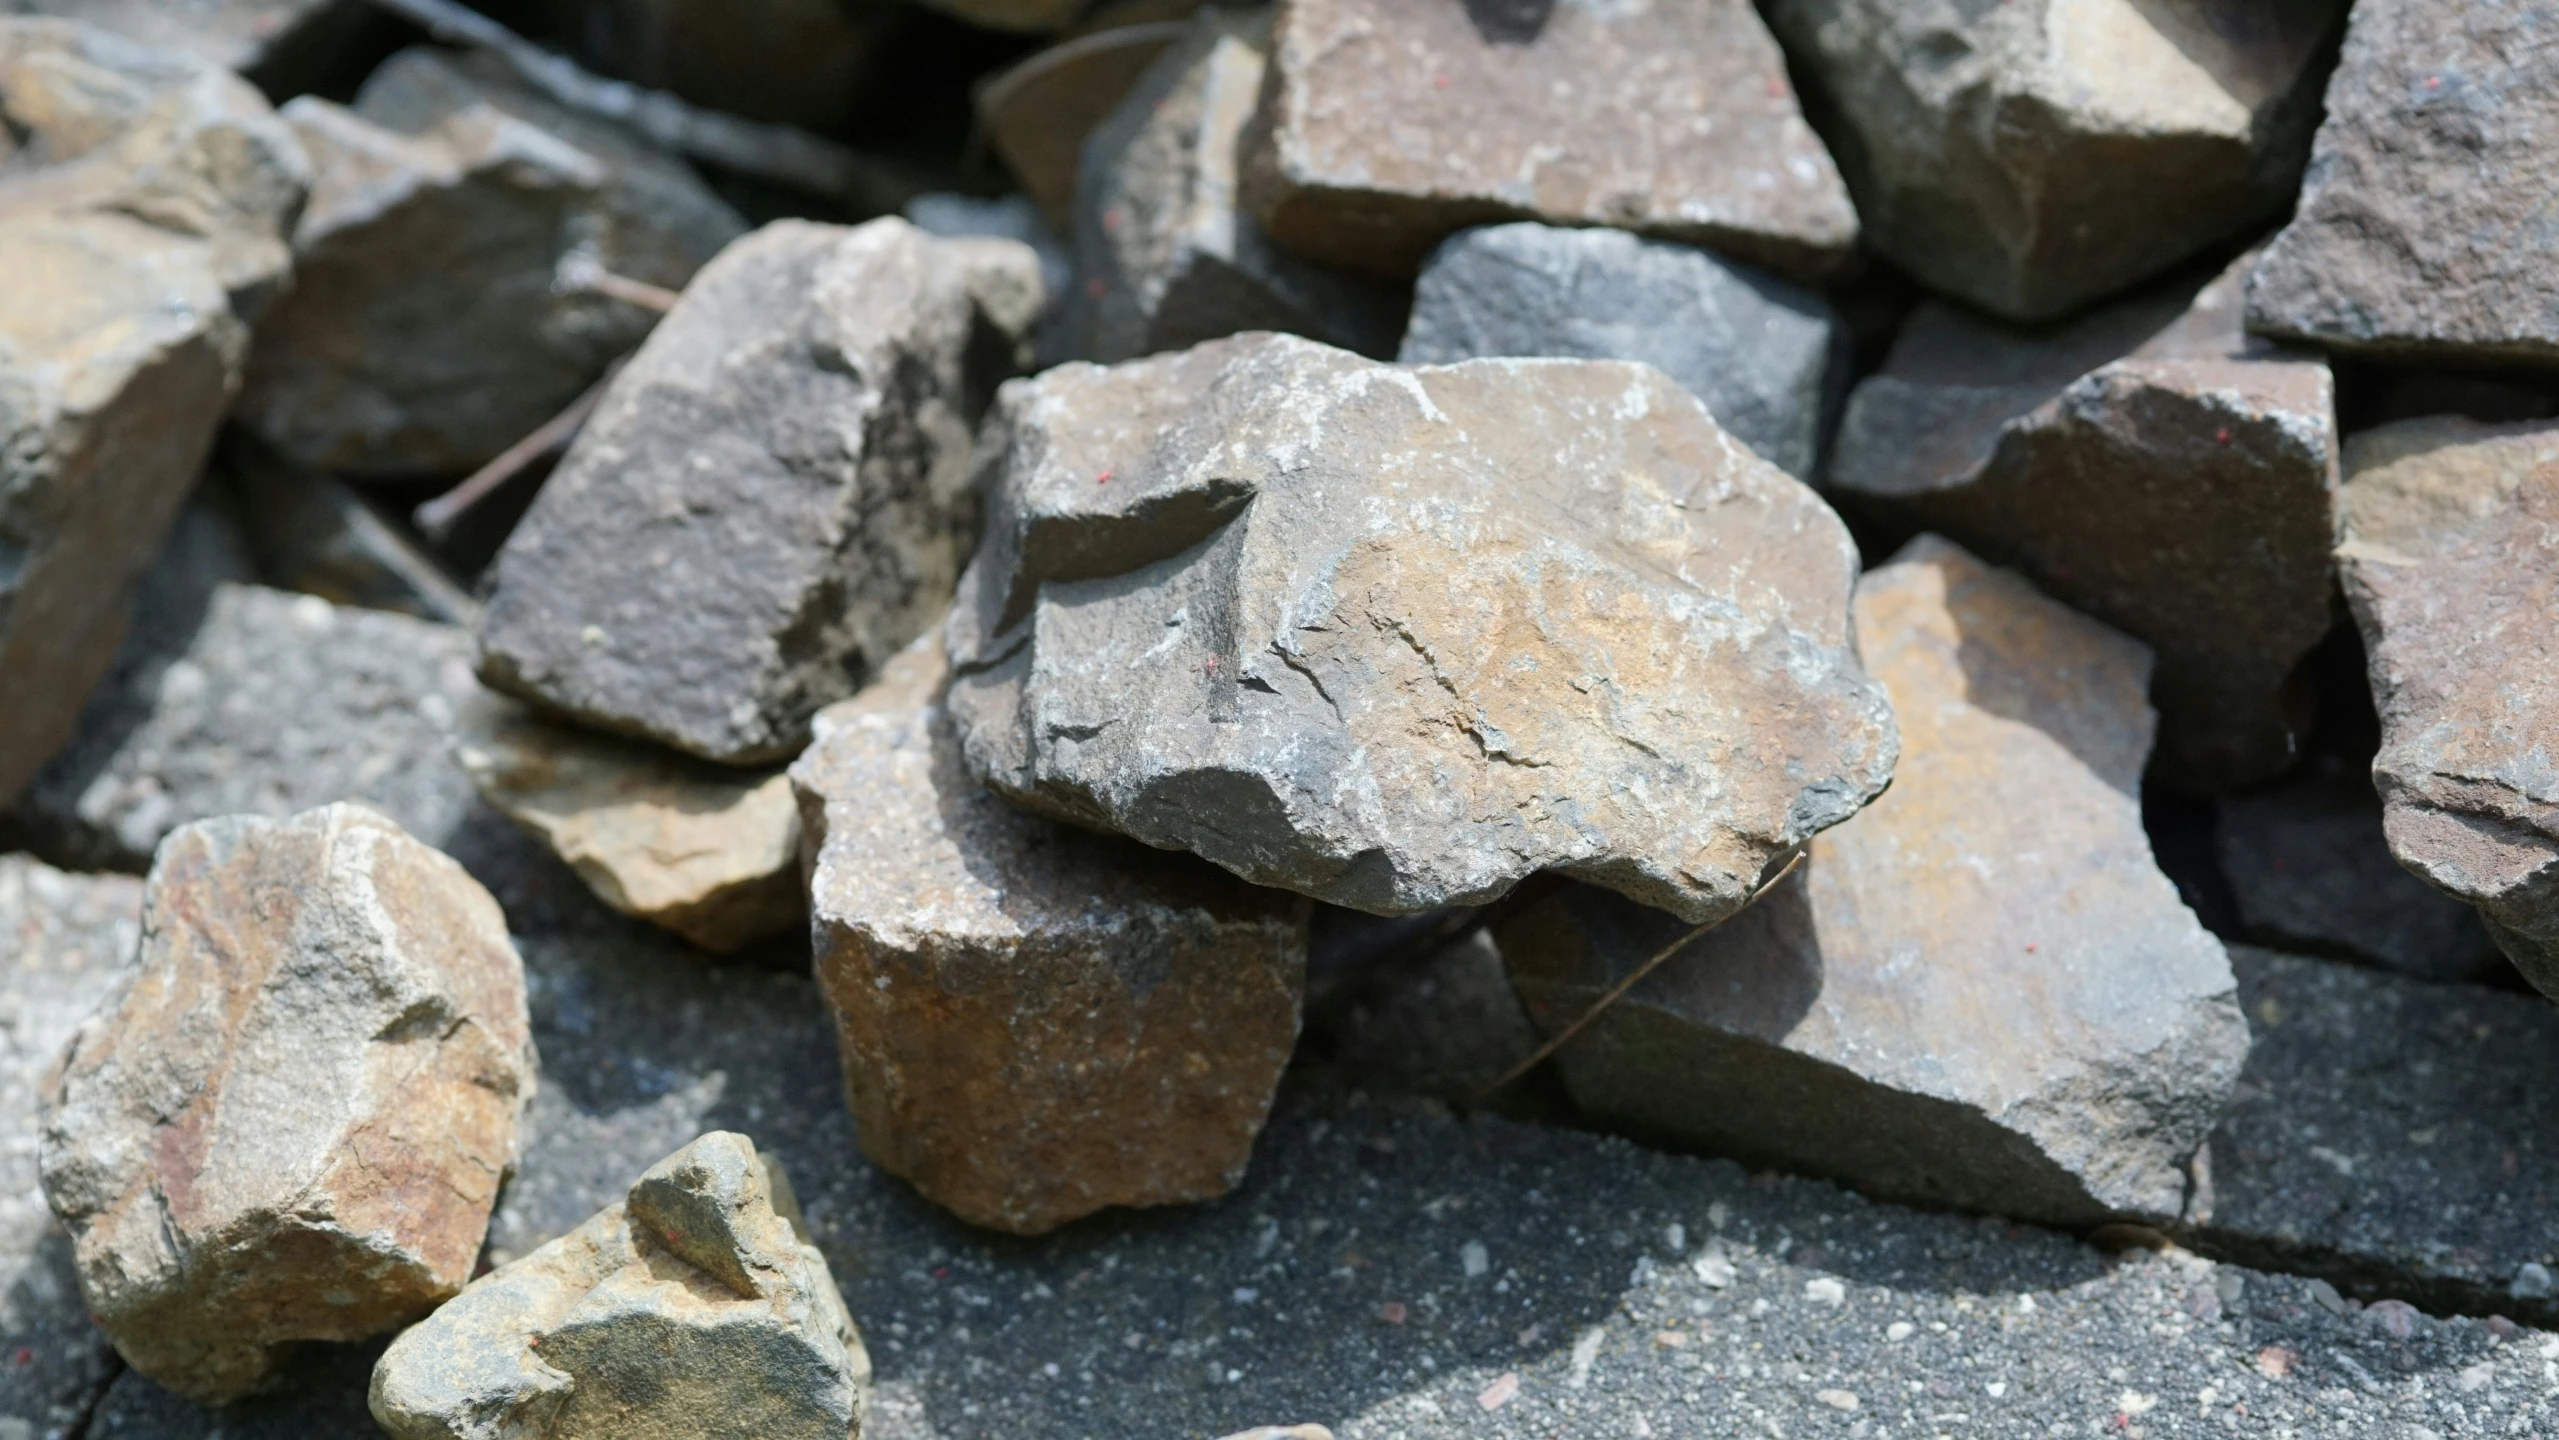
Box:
[947,332,1897,922]
[1500,537,2247,1226]
[39,804,537,1404]
[1828,251,2338,791]
[794,639,1308,1234]
[372,1131,865,1440]
[1075,8,1403,363]
[979,16,1187,227]
[479,217,1045,765]
[237,46,745,478]
[1241,0,1856,281]
[223,436,477,624]
[2335,417,2559,1000]
[1765,0,2343,320]
[452,692,802,953]
[2246,0,2559,366]
[1400,223,1842,479]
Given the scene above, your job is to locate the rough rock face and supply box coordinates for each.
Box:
[237,46,745,478]
[1500,538,2247,1226]
[2246,0,2559,366]
[0,18,308,806]
[372,1131,866,1440]
[947,333,1897,922]
[1400,223,1841,479]
[2336,417,2559,1000]
[452,692,801,953]
[39,804,537,1405]
[794,638,1308,1234]
[1764,0,2343,320]
[1074,8,1403,363]
[478,217,1045,766]
[1240,0,1856,281]
[1828,251,2338,791]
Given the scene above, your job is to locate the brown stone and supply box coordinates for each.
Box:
[980,16,1188,228]
[792,638,1308,1234]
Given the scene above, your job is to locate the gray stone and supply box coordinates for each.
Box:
[1074,8,1403,364]
[1400,222,1842,478]
[0,0,364,82]
[222,435,477,624]
[946,332,1897,922]
[1828,249,2338,791]
[2246,0,2559,366]
[236,46,746,479]
[40,803,537,1405]
[478,216,1045,766]
[1765,0,2345,320]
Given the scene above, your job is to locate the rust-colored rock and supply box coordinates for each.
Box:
[980,16,1187,228]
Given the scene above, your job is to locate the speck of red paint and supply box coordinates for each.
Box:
[1085,278,1107,298]
[1433,72,1449,88]
[1765,77,1787,98]
[1096,467,1113,486]
[932,1265,951,1280]
[2216,428,2232,444]
[2024,943,2037,953]
[14,1348,30,1367]
[2427,74,2442,89]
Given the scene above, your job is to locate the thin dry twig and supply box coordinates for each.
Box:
[556,250,679,313]
[414,358,625,541]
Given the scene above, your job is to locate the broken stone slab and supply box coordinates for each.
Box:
[39,803,538,1405]
[1500,536,2247,1227]
[1399,222,1843,479]
[2246,0,2559,367]
[477,216,1044,766]
[452,690,802,954]
[222,434,478,624]
[1764,0,2343,321]
[1827,250,2339,792]
[978,16,1188,229]
[1240,0,1857,282]
[1073,7,1404,363]
[946,332,1897,922]
[373,1132,864,1440]
[236,45,746,479]
[2336,416,2559,1000]
[793,637,1308,1234]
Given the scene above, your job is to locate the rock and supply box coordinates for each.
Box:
[904,191,1075,367]
[1499,537,2247,1226]
[452,691,801,954]
[1399,223,1842,479]
[793,637,1308,1234]
[2335,416,2559,999]
[39,803,537,1404]
[1764,0,2343,320]
[1074,8,1404,363]
[477,216,1045,766]
[0,0,371,86]
[1827,250,2338,791]
[236,46,746,479]
[1240,0,1856,281]
[979,18,1187,228]
[2246,0,2559,366]
[371,1131,864,1440]
[222,434,478,624]
[946,332,1896,922]
[0,17,308,806]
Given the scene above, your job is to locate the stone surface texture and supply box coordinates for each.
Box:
[2336,417,2559,1000]
[371,1131,866,1440]
[452,691,801,953]
[478,216,1045,766]
[0,17,307,806]
[38,804,536,1405]
[2246,0,2559,365]
[1501,537,2244,1226]
[981,16,1184,229]
[237,46,745,478]
[0,0,358,79]
[1828,250,2338,791]
[1766,0,2344,320]
[946,332,1897,922]
[794,637,1308,1234]
[1240,0,1856,281]
[1399,222,1841,479]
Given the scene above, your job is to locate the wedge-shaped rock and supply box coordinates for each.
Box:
[371,1131,866,1440]
[1501,538,2247,1226]
[2247,0,2559,366]
[2337,418,2559,1001]
[1240,0,1856,281]
[39,804,536,1404]
[478,217,1045,765]
[237,46,744,478]
[452,692,801,954]
[1828,251,2337,791]
[947,333,1897,921]
[1765,0,2343,320]
[794,639,1307,1234]
[981,17,1185,228]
